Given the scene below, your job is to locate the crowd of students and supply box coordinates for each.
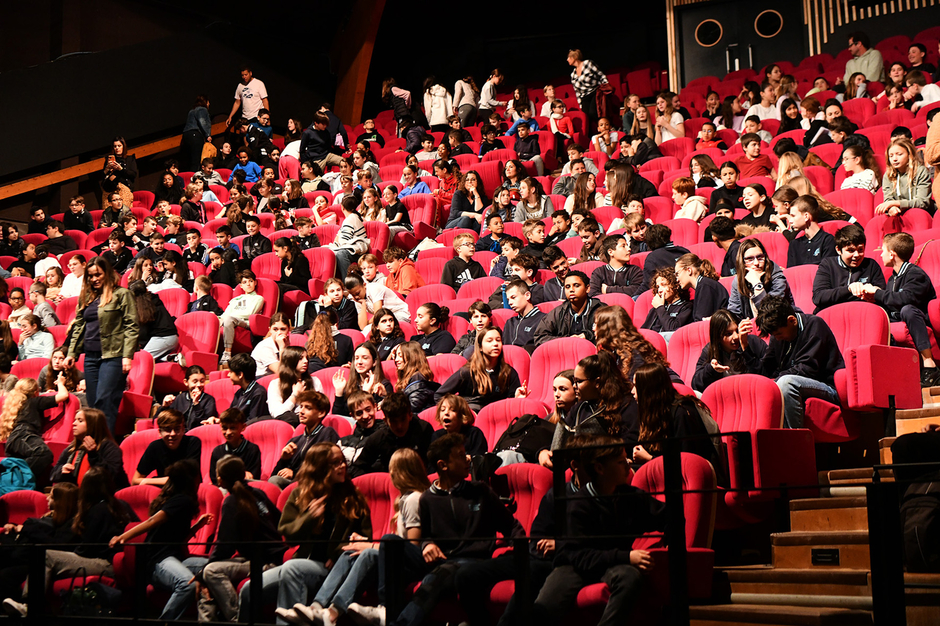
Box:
[0,36,937,621]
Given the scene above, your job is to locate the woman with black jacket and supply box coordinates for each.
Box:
[392,341,439,413]
[691,309,767,393]
[305,312,355,373]
[199,456,287,623]
[101,136,138,196]
[274,237,312,295]
[434,327,526,412]
[50,408,126,487]
[130,280,179,362]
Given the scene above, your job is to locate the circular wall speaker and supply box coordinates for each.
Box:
[754,10,783,39]
[695,19,723,48]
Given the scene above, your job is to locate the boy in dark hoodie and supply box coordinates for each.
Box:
[812,224,885,313]
[241,215,273,264]
[441,233,486,292]
[861,232,939,386]
[757,296,845,429]
[576,218,604,263]
[589,234,645,298]
[349,392,433,477]
[269,390,338,488]
[530,435,664,626]
[642,223,690,287]
[337,391,383,464]
[512,121,545,175]
[534,271,602,346]
[541,245,570,302]
[476,214,509,252]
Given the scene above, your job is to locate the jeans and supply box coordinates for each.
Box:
[532,563,642,626]
[333,249,359,279]
[261,559,329,624]
[377,535,426,606]
[221,314,250,351]
[84,351,127,433]
[144,334,179,362]
[313,549,378,612]
[444,215,480,231]
[776,374,840,429]
[152,555,209,620]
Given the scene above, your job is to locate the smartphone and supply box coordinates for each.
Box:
[108,155,116,164]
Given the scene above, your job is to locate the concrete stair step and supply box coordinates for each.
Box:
[771,531,870,570]
[689,604,872,625]
[789,498,868,532]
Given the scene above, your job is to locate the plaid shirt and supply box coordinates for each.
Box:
[570,60,608,102]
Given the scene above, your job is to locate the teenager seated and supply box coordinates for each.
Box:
[692,309,766,392]
[812,224,885,313]
[534,271,603,346]
[133,410,201,486]
[349,391,433,477]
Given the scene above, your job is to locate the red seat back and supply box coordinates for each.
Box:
[529,337,596,409]
[783,264,818,314]
[120,430,162,484]
[475,398,548,451]
[205,379,237,413]
[188,424,226,483]
[156,288,191,318]
[244,420,295,481]
[495,463,553,533]
[0,490,48,525]
[668,321,711,388]
[352,473,400,537]
[116,485,161,522]
[817,301,890,355]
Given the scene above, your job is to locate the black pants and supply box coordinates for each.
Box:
[580,90,599,133]
[181,129,206,172]
[452,554,517,626]
[6,432,52,483]
[531,564,643,626]
[892,430,940,482]
[896,304,933,353]
[496,558,554,626]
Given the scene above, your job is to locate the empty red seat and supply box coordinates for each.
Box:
[456,276,505,300]
[244,420,294,481]
[529,337,596,410]
[120,430,161,484]
[0,491,48,524]
[152,312,221,395]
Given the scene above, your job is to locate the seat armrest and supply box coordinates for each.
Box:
[845,344,921,411]
[249,314,272,337]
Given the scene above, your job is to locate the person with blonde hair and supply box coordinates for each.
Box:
[786,175,854,221]
[876,138,932,216]
[775,152,806,186]
[0,375,69,480]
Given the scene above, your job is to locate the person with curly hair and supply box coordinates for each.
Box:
[593,304,682,383]
[640,267,692,335]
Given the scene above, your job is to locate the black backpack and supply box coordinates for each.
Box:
[493,413,555,464]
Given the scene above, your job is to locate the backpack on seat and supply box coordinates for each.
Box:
[0,458,35,494]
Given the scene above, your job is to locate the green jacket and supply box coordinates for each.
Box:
[67,288,139,360]
[278,488,372,564]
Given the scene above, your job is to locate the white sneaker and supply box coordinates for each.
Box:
[220,352,232,364]
[292,601,324,624]
[274,606,307,625]
[347,603,385,626]
[2,598,26,617]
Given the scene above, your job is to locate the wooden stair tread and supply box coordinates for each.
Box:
[772,531,869,546]
[690,603,872,625]
[897,406,940,419]
[723,568,870,585]
[790,497,867,511]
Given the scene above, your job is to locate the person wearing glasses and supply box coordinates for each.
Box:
[843,32,884,87]
[728,239,794,320]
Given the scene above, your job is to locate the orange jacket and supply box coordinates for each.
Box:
[386,259,426,296]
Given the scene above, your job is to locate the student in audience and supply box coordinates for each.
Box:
[130,281,180,361]
[332,342,393,417]
[159,365,217,431]
[594,304,677,385]
[653,92,685,144]
[436,327,527,411]
[0,375,68,479]
[675,253,729,321]
[412,303,456,356]
[337,390,382,464]
[535,271,601,346]
[6,288,29,325]
[207,408,261,486]
[476,214,509,253]
[711,161,746,209]
[430,394,487,456]
[301,278,358,332]
[351,390,433,477]
[218,270,265,364]
[855,232,940,386]
[275,237,312,295]
[695,122,728,152]
[876,138,932,215]
[345,271,411,328]
[520,220,548,265]
[513,123,545,176]
[270,390,338,488]
[453,301,494,359]
[541,245,571,302]
[392,341,439,414]
[576,218,604,263]
[198,455,286,623]
[306,311,355,374]
[739,183,774,230]
[756,296,844,428]
[672,177,709,222]
[38,346,84,404]
[101,232,133,274]
[734,133,775,179]
[208,248,238,288]
[514,177,552,223]
[251,312,292,377]
[441,233,486,292]
[546,210,572,247]
[114,460,212,620]
[183,229,208,267]
[16,314,55,361]
[65,256,138,433]
[25,284,56,329]
[689,154,722,188]
[383,431,522,626]
[729,238,793,319]
[133,410,201,486]
[491,235,524,280]
[840,145,881,193]
[327,196,370,279]
[499,279,545,354]
[692,309,767,392]
[643,223,691,288]
[812,224,885,313]
[786,195,837,267]
[228,353,268,422]
[369,307,407,361]
[398,165,431,199]
[641,267,692,335]
[589,234,644,298]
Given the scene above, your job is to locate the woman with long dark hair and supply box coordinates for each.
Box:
[306,311,355,372]
[593,304,674,382]
[434,327,527,412]
[368,308,406,361]
[274,236,312,295]
[691,309,767,392]
[267,345,324,425]
[331,342,392,417]
[65,257,138,432]
[50,408,125,486]
[101,136,138,203]
[129,280,179,362]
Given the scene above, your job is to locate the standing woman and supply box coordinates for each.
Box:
[478,69,507,122]
[66,257,138,433]
[691,309,767,392]
[423,77,453,133]
[181,95,212,171]
[275,237,312,295]
[728,239,794,319]
[568,49,608,131]
[101,136,138,207]
[453,75,479,128]
[381,78,415,126]
[50,408,126,487]
[433,327,527,412]
[272,443,372,624]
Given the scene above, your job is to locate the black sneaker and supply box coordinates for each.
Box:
[921,366,940,388]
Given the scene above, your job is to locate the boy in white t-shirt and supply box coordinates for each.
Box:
[220,269,266,364]
[226,66,269,125]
